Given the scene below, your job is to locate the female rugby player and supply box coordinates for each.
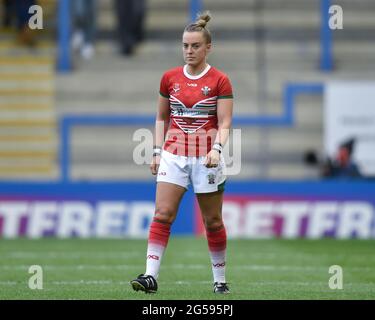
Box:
[131,11,233,294]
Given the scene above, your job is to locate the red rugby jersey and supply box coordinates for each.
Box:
[159,64,233,157]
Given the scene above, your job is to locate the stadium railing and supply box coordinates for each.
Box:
[320,0,333,71]
[59,82,324,182]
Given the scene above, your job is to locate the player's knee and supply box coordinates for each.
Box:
[203,216,223,231]
[154,206,176,224]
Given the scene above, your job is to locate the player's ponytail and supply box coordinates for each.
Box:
[184,11,212,44]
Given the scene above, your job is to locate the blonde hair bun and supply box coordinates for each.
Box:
[196,11,211,28]
[184,11,212,43]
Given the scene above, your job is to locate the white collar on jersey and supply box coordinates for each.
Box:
[183,64,211,80]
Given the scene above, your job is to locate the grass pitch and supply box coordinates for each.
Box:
[1,238,375,300]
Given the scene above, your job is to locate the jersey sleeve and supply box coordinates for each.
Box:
[159,72,170,98]
[217,75,234,99]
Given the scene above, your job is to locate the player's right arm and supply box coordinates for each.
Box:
[150,95,170,175]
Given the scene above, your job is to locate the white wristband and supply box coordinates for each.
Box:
[212,143,223,154]
[153,147,162,156]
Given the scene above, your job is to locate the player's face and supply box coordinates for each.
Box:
[182,32,211,67]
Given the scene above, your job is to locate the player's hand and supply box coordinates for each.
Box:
[150,155,161,175]
[204,150,220,168]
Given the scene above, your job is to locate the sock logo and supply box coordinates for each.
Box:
[147,254,160,260]
[212,262,226,268]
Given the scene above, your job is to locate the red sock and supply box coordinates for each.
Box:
[206,225,227,283]
[148,220,171,246]
[206,226,227,252]
[145,220,171,278]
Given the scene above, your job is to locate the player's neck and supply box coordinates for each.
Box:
[186,62,208,76]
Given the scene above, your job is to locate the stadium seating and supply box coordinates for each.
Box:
[0,0,58,179]
[2,0,375,181]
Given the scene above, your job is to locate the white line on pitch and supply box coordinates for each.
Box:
[1,264,374,272]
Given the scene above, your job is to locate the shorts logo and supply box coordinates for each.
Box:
[212,262,225,268]
[147,255,159,260]
[158,172,167,176]
[207,173,216,184]
[201,86,211,96]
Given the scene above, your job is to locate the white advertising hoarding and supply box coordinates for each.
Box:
[324,82,375,176]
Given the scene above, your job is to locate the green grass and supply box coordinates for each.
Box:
[1,238,375,300]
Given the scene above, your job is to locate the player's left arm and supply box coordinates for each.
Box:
[205,98,233,168]
[215,97,233,146]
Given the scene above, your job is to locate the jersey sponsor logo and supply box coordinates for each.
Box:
[187,83,198,87]
[169,95,218,133]
[169,95,217,119]
[147,254,160,260]
[201,86,211,96]
[171,108,209,117]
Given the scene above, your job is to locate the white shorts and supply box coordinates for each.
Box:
[156,150,226,193]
